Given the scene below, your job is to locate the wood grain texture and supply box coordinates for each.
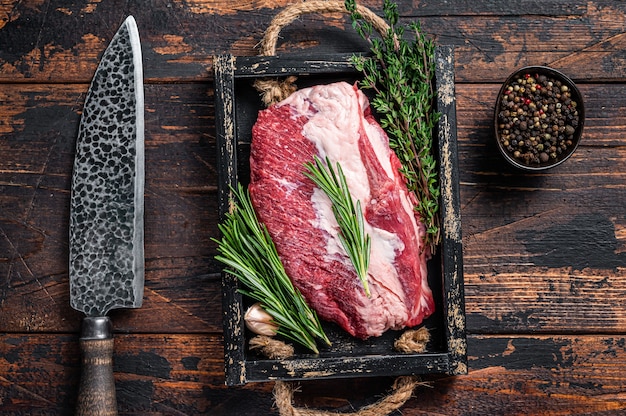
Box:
[0,82,220,334]
[456,82,626,335]
[1,1,626,82]
[2,334,626,415]
[2,0,626,414]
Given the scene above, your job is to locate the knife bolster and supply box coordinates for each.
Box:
[81,316,113,340]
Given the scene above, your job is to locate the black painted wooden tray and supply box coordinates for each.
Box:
[214,46,466,385]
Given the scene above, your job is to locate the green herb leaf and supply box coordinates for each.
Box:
[346,0,441,253]
[213,183,330,353]
[304,156,372,297]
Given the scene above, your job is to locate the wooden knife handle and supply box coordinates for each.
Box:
[76,316,118,416]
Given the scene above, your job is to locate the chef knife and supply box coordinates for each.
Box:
[69,16,144,416]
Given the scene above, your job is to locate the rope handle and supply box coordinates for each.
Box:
[273,376,423,416]
[258,0,390,57]
[254,0,390,106]
[266,327,429,415]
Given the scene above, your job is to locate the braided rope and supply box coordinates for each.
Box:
[254,0,390,106]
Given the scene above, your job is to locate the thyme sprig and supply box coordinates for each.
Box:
[304,156,372,297]
[213,183,330,354]
[346,0,441,253]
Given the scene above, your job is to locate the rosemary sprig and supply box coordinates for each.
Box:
[304,156,371,297]
[213,183,330,353]
[346,0,441,253]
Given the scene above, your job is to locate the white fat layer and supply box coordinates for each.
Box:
[311,184,409,336]
[284,82,417,332]
[361,110,395,180]
[310,188,403,270]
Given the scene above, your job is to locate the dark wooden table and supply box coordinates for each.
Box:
[2,1,626,414]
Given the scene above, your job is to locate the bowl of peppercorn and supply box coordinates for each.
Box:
[494,66,584,171]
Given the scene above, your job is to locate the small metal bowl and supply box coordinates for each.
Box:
[494,66,584,171]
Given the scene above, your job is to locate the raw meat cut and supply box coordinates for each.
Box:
[249,81,435,339]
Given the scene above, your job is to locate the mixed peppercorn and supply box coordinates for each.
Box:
[497,71,581,166]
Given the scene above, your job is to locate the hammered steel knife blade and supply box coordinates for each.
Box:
[69,15,144,416]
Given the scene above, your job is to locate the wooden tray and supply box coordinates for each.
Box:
[214,46,466,385]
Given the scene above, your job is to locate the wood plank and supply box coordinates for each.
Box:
[2,333,626,415]
[456,82,626,334]
[0,333,274,415]
[1,1,626,82]
[0,83,220,333]
[2,81,626,336]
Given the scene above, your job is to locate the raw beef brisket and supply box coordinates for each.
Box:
[249,81,435,339]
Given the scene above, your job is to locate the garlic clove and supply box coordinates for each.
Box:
[244,302,278,336]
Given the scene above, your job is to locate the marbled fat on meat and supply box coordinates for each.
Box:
[249,81,435,339]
